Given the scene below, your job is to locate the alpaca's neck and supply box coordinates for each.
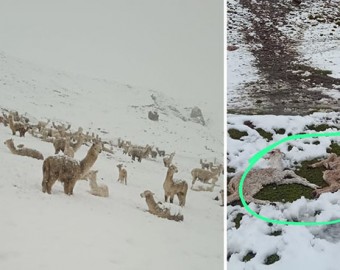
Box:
[80,149,98,174]
[73,136,84,152]
[165,170,175,183]
[8,117,14,128]
[268,155,284,170]
[6,141,17,154]
[145,195,158,211]
[89,178,98,189]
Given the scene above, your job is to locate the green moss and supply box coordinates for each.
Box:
[228,129,248,140]
[254,159,326,203]
[306,124,334,131]
[256,128,273,141]
[234,213,244,229]
[274,128,286,135]
[243,251,256,262]
[327,143,340,155]
[264,254,280,265]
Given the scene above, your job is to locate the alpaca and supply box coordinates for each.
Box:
[117,164,127,185]
[64,138,74,158]
[163,152,175,167]
[191,168,219,187]
[227,150,319,205]
[156,147,165,157]
[4,138,44,160]
[53,137,66,154]
[84,170,109,197]
[52,122,71,137]
[200,159,210,170]
[309,153,340,170]
[129,145,152,162]
[163,164,188,207]
[8,114,27,137]
[151,150,158,158]
[70,133,85,152]
[41,141,102,195]
[309,153,340,197]
[140,190,184,222]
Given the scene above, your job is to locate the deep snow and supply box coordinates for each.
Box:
[0,51,223,270]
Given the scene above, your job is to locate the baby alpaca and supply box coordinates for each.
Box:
[140,190,184,222]
[116,164,127,185]
[84,170,109,197]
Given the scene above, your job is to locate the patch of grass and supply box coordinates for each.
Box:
[264,254,280,265]
[234,213,244,229]
[287,144,293,151]
[254,159,326,203]
[274,128,286,135]
[327,143,340,155]
[243,251,256,262]
[256,128,273,141]
[306,124,335,131]
[228,129,248,140]
[312,140,320,145]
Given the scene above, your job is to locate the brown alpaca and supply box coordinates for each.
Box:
[41,141,102,195]
[117,164,127,185]
[163,164,188,207]
[130,145,152,162]
[191,168,219,187]
[140,190,184,222]
[163,152,175,167]
[4,138,44,160]
[70,133,85,152]
[8,114,27,137]
[53,137,66,154]
[156,147,165,157]
[64,138,74,158]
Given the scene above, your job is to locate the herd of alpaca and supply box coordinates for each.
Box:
[1,110,224,223]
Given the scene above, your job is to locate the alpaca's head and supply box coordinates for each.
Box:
[4,138,13,146]
[168,164,178,173]
[140,190,154,198]
[91,141,103,154]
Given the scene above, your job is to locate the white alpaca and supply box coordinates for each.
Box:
[84,170,109,197]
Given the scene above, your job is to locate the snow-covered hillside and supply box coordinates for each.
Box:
[0,52,223,270]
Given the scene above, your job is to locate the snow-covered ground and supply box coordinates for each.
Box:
[0,52,223,270]
[227,113,340,269]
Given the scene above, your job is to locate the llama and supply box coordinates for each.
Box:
[140,190,184,222]
[117,164,127,185]
[41,141,102,195]
[4,138,44,160]
[8,114,27,137]
[84,170,109,197]
[52,122,71,137]
[227,149,319,205]
[163,164,188,207]
[163,152,175,167]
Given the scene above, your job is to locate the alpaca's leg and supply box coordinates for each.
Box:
[169,194,175,204]
[125,177,127,185]
[46,178,58,194]
[164,194,168,202]
[280,172,319,189]
[68,179,77,195]
[313,184,340,198]
[227,192,240,204]
[309,154,337,168]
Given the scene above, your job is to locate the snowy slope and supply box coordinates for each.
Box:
[0,52,223,270]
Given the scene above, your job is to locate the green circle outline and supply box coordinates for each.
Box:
[239,131,340,226]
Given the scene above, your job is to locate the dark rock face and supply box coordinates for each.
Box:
[190,106,205,126]
[148,111,159,121]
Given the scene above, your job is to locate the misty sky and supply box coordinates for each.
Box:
[0,0,222,108]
